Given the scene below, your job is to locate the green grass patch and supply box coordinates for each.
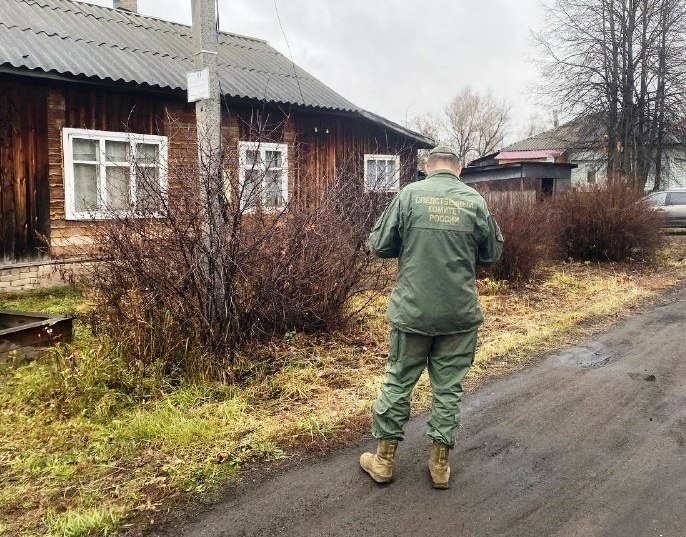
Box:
[1,239,685,535]
[0,285,87,316]
[45,506,121,537]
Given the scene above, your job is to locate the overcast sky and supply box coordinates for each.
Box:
[80,0,546,142]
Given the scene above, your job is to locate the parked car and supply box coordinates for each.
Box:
[645,189,686,227]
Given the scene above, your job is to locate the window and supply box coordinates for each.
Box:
[364,154,400,193]
[63,128,167,220]
[586,166,597,184]
[668,192,686,205]
[646,192,668,207]
[238,141,288,211]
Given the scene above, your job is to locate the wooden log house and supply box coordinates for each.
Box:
[0,0,432,290]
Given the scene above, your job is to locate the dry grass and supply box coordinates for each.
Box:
[1,237,685,536]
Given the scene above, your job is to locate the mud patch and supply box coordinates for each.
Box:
[463,434,518,458]
[668,418,686,447]
[506,454,551,498]
[627,372,658,383]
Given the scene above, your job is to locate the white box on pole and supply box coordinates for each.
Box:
[186,68,211,102]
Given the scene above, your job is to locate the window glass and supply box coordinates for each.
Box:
[386,159,397,178]
[66,130,167,219]
[382,160,397,189]
[245,150,259,167]
[134,144,161,211]
[73,139,98,161]
[73,163,99,212]
[365,156,399,192]
[137,143,159,162]
[242,169,261,210]
[377,160,388,185]
[106,141,129,162]
[586,167,597,183]
[669,192,686,205]
[264,170,283,208]
[647,192,668,206]
[365,159,377,190]
[265,150,282,168]
[105,166,131,211]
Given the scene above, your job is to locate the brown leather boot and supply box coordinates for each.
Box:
[428,441,451,489]
[360,439,398,484]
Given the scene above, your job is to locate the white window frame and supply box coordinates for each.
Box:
[364,154,401,193]
[63,128,168,220]
[237,141,289,211]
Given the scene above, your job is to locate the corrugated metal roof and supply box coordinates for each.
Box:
[0,0,358,111]
[503,115,606,152]
[496,149,564,160]
[0,0,434,145]
[357,110,434,146]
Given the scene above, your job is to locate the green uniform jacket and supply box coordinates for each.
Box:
[368,169,504,336]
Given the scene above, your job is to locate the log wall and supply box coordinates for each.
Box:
[0,80,50,262]
[2,76,421,261]
[46,84,197,258]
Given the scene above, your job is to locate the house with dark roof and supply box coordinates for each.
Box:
[0,0,432,284]
[463,115,686,197]
[461,156,576,202]
[493,115,609,185]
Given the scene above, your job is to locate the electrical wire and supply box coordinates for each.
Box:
[273,0,306,105]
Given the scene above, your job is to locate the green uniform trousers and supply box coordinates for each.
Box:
[371,328,478,448]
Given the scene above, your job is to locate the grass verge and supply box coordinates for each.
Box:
[1,238,685,536]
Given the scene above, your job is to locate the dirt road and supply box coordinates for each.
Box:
[162,286,686,537]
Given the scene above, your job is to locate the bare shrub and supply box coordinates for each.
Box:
[482,192,553,283]
[79,127,394,380]
[552,180,664,262]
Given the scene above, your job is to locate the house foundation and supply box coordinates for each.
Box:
[0,259,83,293]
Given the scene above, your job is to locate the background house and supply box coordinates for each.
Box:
[461,155,576,202]
[466,115,686,193]
[0,0,431,288]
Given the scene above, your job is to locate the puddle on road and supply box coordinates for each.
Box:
[556,343,614,369]
[577,350,612,368]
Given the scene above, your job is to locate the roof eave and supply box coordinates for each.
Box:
[0,64,359,113]
[1,65,430,145]
[357,110,434,148]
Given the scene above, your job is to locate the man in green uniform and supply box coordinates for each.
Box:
[360,146,503,488]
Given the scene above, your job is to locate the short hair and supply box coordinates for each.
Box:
[426,152,461,169]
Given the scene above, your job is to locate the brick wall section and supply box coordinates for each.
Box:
[0,260,76,293]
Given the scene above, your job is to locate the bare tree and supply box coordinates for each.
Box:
[533,0,686,190]
[411,86,510,167]
[517,110,557,140]
[411,112,443,171]
[445,87,511,165]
